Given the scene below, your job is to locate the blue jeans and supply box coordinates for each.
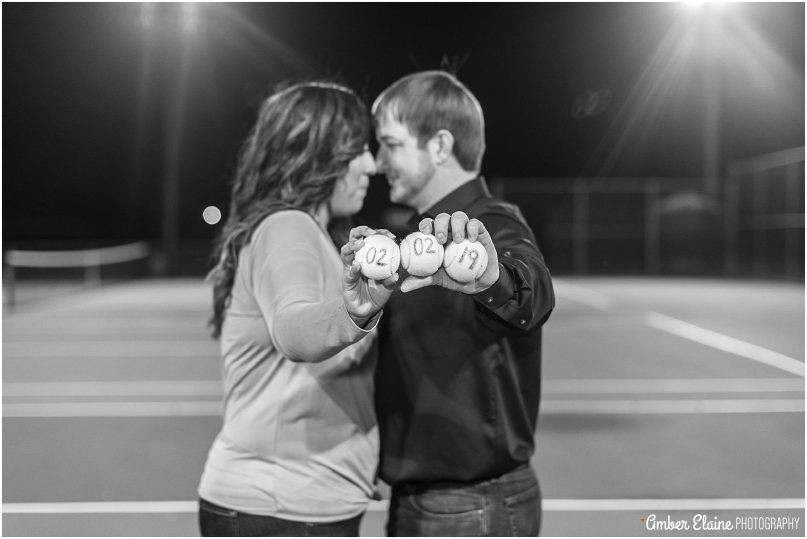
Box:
[198,498,363,537]
[387,465,542,537]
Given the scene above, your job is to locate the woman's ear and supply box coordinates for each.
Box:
[427,129,455,165]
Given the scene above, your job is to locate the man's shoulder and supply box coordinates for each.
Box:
[468,195,527,223]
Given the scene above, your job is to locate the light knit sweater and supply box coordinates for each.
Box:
[198,210,379,522]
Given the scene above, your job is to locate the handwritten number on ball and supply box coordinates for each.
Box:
[457,246,480,270]
[364,246,388,267]
[412,237,437,257]
[425,237,436,254]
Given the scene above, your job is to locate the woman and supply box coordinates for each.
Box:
[198,81,397,536]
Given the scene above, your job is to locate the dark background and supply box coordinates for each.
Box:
[3,3,804,270]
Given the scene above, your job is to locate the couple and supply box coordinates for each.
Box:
[198,71,555,537]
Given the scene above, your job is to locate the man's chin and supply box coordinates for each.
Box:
[389,186,410,206]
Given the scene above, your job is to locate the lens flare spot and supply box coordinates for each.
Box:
[203,206,222,225]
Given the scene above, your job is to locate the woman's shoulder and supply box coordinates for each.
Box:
[252,209,322,244]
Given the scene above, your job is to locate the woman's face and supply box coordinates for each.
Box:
[329,147,377,218]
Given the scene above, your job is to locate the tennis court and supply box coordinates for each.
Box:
[2,276,804,536]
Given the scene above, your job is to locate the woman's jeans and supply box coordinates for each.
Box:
[387,464,542,537]
[198,498,363,537]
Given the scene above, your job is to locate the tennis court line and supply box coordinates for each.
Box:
[553,279,615,311]
[2,341,215,358]
[5,377,803,398]
[4,399,804,417]
[3,498,803,514]
[540,399,804,414]
[2,381,223,397]
[645,312,805,377]
[543,378,804,394]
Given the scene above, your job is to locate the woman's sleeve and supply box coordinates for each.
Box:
[250,212,375,363]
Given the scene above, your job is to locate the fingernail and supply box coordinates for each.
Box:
[437,233,446,243]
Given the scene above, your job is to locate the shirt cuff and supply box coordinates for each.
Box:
[346,306,383,332]
[473,263,515,309]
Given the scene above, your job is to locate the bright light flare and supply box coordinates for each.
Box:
[203,206,222,225]
[181,3,199,34]
[140,3,155,30]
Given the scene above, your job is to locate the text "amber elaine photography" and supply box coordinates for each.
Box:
[642,514,801,533]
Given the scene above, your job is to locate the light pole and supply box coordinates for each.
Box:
[688,1,724,195]
[156,3,198,274]
[701,5,722,196]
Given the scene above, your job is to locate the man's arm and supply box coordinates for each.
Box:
[470,210,554,334]
[401,210,555,334]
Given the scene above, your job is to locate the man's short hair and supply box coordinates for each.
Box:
[372,70,485,173]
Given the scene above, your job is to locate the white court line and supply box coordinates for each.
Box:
[3,399,804,417]
[2,401,222,418]
[3,381,222,397]
[645,312,805,377]
[2,341,215,358]
[542,498,805,511]
[3,499,803,514]
[543,378,804,395]
[4,378,802,399]
[553,279,615,311]
[540,399,804,414]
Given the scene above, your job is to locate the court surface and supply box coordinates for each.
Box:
[2,276,804,536]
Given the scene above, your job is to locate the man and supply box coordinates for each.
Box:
[372,70,555,536]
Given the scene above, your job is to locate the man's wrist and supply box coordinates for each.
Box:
[474,263,514,308]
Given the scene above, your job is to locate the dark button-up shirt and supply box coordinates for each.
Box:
[376,176,555,486]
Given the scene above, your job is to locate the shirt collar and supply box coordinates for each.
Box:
[408,176,491,226]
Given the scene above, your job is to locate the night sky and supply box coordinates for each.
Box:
[3,2,804,246]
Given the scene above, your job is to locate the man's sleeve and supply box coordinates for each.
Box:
[471,210,555,334]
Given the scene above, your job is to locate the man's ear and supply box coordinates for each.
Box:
[427,129,454,165]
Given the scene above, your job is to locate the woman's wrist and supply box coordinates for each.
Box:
[349,309,379,329]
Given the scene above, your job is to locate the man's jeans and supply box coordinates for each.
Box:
[198,498,363,537]
[387,464,542,536]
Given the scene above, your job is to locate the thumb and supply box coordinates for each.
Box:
[400,274,436,293]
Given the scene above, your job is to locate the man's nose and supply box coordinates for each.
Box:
[364,152,378,175]
[374,150,387,173]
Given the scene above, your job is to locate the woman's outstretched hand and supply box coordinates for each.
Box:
[341,226,399,327]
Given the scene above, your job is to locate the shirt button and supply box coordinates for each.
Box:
[487,297,493,303]
[519,319,526,325]
[504,250,511,257]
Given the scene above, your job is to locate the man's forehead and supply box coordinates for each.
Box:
[376,114,413,139]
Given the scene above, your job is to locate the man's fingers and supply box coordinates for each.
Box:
[450,211,469,243]
[418,218,434,235]
[465,218,483,243]
[432,213,451,244]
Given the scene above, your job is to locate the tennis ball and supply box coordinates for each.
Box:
[399,231,444,277]
[442,239,488,283]
[356,234,400,280]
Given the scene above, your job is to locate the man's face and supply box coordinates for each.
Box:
[374,115,436,209]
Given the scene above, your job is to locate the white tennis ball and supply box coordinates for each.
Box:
[442,239,488,283]
[356,234,400,280]
[399,232,444,277]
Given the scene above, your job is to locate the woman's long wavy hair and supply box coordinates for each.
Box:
[208,81,371,338]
